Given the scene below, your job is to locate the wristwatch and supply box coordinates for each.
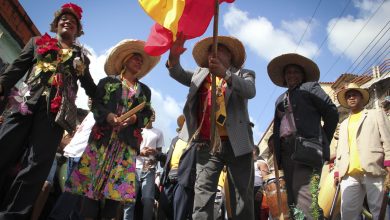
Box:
[224,70,232,82]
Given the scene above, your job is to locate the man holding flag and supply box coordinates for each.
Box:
[166,33,256,220]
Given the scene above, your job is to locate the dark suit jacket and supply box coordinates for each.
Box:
[160,136,197,189]
[90,76,153,151]
[0,37,96,113]
[273,82,339,167]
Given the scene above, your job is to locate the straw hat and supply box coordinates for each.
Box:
[104,39,160,79]
[267,53,320,87]
[337,83,370,108]
[192,36,246,69]
[176,114,185,132]
[50,3,84,37]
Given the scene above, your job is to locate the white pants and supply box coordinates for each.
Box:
[340,174,386,220]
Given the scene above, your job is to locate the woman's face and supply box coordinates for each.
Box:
[125,54,143,74]
[56,13,78,38]
[284,65,304,89]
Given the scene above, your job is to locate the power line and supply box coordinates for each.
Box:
[357,37,390,75]
[322,0,385,79]
[312,0,352,61]
[295,0,322,52]
[347,20,390,74]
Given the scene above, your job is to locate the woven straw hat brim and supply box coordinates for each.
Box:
[192,36,246,69]
[104,39,160,79]
[337,86,370,108]
[267,53,320,87]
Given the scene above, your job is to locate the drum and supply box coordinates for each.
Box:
[263,171,290,220]
[318,167,341,219]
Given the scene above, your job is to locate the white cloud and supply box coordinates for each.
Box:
[250,115,264,145]
[326,0,390,61]
[150,87,184,152]
[75,44,108,109]
[223,5,319,61]
[75,47,184,151]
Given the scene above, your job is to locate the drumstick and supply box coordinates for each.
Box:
[272,153,285,220]
[117,102,146,123]
[329,182,340,220]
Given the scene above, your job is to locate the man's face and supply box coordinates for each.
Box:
[284,65,304,89]
[208,44,232,68]
[345,89,363,109]
[56,13,78,38]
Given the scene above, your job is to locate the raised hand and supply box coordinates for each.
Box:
[168,32,187,67]
[209,57,227,78]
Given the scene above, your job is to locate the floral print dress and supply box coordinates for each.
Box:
[66,80,140,202]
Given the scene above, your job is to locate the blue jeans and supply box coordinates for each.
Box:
[123,168,156,220]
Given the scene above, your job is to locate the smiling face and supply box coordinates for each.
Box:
[56,13,79,39]
[283,64,305,89]
[345,89,364,110]
[124,53,143,75]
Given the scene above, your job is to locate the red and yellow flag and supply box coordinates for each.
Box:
[139,0,235,56]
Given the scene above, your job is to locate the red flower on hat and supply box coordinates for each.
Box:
[35,33,59,55]
[61,3,83,20]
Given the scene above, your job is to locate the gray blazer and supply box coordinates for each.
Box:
[168,63,256,157]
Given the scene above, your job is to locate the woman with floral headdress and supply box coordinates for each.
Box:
[66,39,159,219]
[0,3,96,219]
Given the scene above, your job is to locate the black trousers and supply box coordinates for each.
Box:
[159,180,194,220]
[0,97,64,220]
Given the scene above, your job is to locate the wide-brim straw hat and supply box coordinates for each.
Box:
[104,39,160,79]
[337,83,370,108]
[192,36,246,69]
[176,114,185,132]
[267,53,320,87]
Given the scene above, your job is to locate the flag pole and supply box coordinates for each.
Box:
[210,0,219,151]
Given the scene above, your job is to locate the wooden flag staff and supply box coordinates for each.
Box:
[210,0,219,150]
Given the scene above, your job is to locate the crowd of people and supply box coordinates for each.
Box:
[0,2,389,220]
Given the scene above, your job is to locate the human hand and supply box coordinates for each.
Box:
[0,116,3,124]
[106,113,120,126]
[118,114,137,129]
[334,176,339,186]
[209,57,227,78]
[168,32,187,67]
[140,147,157,157]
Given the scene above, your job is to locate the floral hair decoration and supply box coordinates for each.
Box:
[50,3,84,37]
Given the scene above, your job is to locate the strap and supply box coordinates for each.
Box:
[286,92,323,143]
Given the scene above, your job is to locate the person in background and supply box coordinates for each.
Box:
[334,83,390,220]
[0,3,96,218]
[268,53,339,219]
[124,108,165,220]
[66,39,158,220]
[382,96,390,119]
[48,107,94,220]
[159,114,197,220]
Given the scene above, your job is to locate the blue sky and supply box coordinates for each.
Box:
[19,0,389,151]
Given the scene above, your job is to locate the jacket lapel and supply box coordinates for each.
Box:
[188,68,208,100]
[355,109,368,137]
[225,66,238,105]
